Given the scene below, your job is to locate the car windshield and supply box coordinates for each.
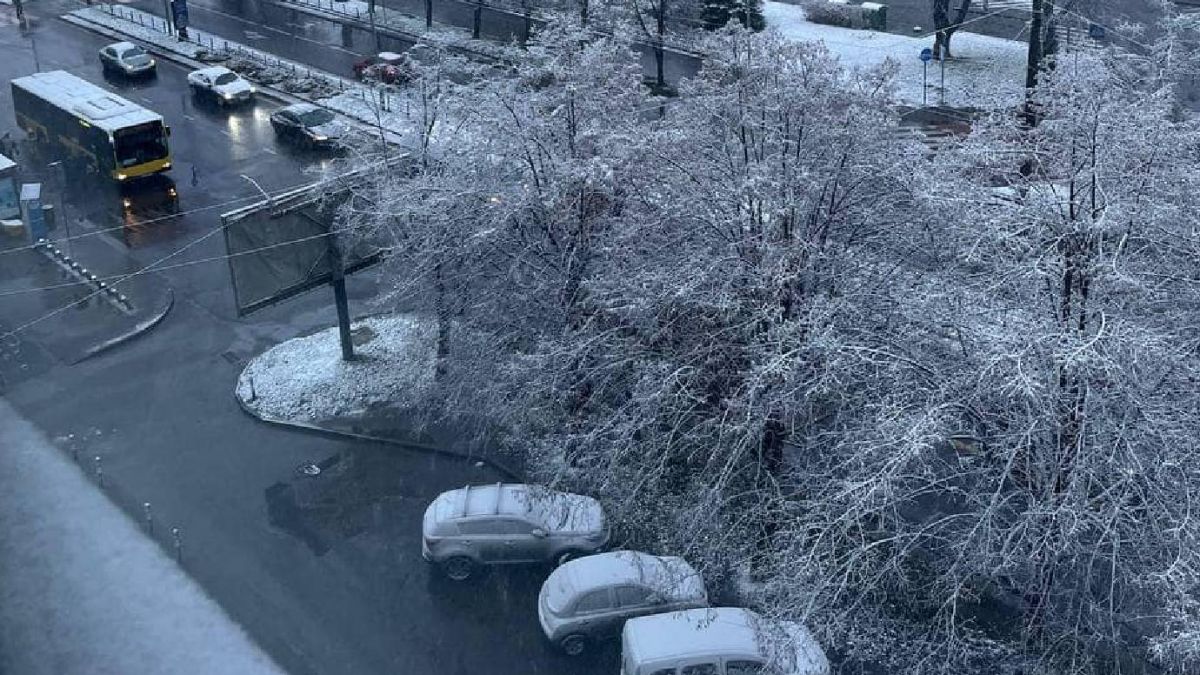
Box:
[298,109,335,127]
[214,72,239,85]
[114,121,169,167]
[120,46,146,58]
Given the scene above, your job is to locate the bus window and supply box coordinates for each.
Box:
[114,122,168,168]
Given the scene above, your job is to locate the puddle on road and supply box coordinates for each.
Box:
[264,445,494,557]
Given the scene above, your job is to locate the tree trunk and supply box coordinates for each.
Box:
[434,260,450,380]
[656,1,666,88]
[932,0,972,59]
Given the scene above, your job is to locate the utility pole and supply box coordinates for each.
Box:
[326,227,354,361]
[161,0,174,36]
[425,0,433,28]
[368,0,381,51]
[1024,0,1043,127]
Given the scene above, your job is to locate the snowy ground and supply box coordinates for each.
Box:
[236,314,436,423]
[763,1,1028,109]
[0,399,285,675]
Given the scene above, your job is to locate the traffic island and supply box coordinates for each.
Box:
[0,225,174,365]
[234,314,521,477]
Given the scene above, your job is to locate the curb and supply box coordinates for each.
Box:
[232,388,522,481]
[74,288,175,364]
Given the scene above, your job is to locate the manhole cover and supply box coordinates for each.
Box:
[297,463,322,476]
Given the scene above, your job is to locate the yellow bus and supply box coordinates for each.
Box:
[12,70,171,182]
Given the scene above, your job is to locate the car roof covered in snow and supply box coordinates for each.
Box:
[106,41,138,52]
[11,71,161,133]
[191,66,234,78]
[430,483,604,532]
[622,608,829,674]
[551,551,706,601]
[279,103,319,115]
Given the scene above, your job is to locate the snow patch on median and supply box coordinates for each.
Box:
[237,314,437,423]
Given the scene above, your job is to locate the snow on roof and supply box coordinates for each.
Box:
[191,65,234,77]
[11,71,161,133]
[556,551,706,601]
[106,40,137,51]
[623,608,828,674]
[432,484,604,532]
[281,102,319,114]
[377,51,405,61]
[0,399,287,675]
[0,154,15,173]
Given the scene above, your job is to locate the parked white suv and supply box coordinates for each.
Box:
[538,550,708,656]
[421,483,608,581]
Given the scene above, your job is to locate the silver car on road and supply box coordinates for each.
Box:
[538,550,708,656]
[421,483,609,581]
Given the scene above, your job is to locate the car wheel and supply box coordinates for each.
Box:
[441,556,474,581]
[559,634,587,657]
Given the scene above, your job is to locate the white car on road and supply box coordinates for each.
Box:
[187,66,255,106]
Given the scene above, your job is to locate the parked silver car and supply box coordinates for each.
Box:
[538,550,708,656]
[421,483,609,581]
[99,42,156,78]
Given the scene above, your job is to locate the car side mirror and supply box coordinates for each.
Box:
[531,528,547,539]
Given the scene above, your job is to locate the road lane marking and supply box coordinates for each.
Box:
[263,147,277,155]
[183,115,196,122]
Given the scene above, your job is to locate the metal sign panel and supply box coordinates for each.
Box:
[221,170,382,317]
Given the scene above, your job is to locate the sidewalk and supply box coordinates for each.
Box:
[0,201,173,365]
[0,398,285,675]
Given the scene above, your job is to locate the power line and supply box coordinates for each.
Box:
[0,178,316,258]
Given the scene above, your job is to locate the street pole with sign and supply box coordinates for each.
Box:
[919,47,932,107]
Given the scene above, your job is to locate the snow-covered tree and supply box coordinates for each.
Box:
[776,32,1200,674]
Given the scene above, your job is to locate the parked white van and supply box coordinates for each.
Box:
[620,607,829,675]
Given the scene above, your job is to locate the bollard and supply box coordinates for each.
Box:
[93,455,103,487]
[171,527,182,562]
[143,502,153,535]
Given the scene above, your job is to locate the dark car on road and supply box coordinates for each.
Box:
[269,103,348,148]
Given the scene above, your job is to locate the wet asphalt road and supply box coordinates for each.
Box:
[0,6,612,675]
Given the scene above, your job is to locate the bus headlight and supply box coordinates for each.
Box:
[222,92,234,100]
[162,162,171,170]
[117,173,128,180]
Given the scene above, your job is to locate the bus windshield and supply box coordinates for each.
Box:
[114,122,168,168]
